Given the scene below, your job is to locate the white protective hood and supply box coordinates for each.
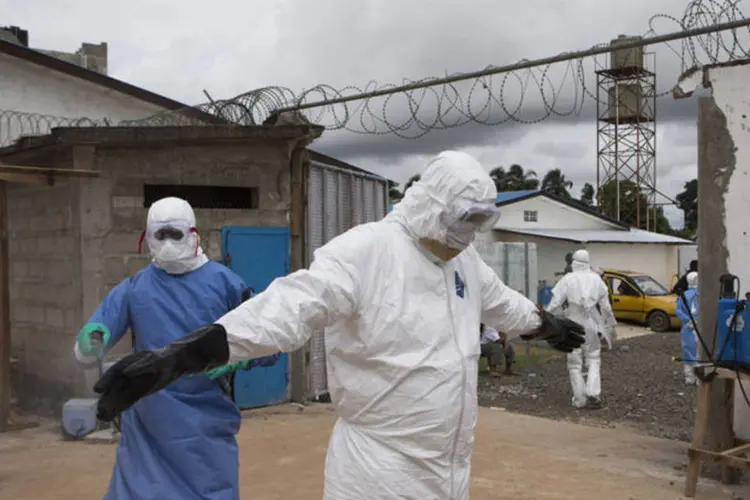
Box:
[145,197,208,275]
[388,150,499,247]
[547,250,616,349]
[215,150,542,499]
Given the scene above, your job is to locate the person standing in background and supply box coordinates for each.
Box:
[480,323,517,376]
[672,259,698,295]
[675,271,700,385]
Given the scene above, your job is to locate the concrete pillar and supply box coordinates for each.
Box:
[697,97,737,481]
[694,64,750,481]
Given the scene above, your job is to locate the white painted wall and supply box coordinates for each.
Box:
[495,196,620,230]
[473,241,538,301]
[678,244,698,274]
[477,231,580,286]
[0,53,166,146]
[586,243,678,288]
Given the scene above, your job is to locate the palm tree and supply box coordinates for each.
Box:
[540,169,573,198]
[490,164,538,192]
[506,164,539,190]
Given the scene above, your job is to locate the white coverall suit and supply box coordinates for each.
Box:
[546,250,616,408]
[215,151,545,499]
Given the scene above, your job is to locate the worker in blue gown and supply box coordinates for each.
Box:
[72,196,262,500]
[675,271,700,386]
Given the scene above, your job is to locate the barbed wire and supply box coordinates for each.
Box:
[1,0,749,147]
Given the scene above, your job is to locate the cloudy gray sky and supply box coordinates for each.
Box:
[4,0,740,227]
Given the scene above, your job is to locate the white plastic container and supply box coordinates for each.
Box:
[62,398,98,439]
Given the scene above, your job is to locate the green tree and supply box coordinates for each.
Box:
[579,182,595,207]
[388,180,402,201]
[675,178,698,234]
[489,166,508,192]
[541,168,573,198]
[598,180,672,233]
[403,174,421,194]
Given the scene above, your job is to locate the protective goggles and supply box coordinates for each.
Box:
[138,221,197,254]
[448,204,501,233]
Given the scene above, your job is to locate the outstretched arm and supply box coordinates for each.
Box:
[93,230,367,422]
[478,256,542,336]
[476,253,584,353]
[217,239,361,363]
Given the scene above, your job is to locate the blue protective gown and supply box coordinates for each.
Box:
[87,261,247,500]
[675,288,699,365]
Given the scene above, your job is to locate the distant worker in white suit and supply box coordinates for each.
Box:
[546,249,616,409]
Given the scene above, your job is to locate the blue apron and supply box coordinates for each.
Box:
[87,262,246,499]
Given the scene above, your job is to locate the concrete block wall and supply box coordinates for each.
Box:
[2,136,296,413]
[81,142,292,361]
[7,180,82,413]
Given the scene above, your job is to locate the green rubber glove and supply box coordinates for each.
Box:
[76,323,111,359]
[205,360,251,379]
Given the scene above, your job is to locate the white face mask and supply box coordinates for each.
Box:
[152,239,194,263]
[442,209,498,250]
[443,226,477,250]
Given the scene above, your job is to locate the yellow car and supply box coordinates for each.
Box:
[599,269,681,332]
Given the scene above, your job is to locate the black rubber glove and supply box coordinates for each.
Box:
[94,324,230,422]
[520,310,586,353]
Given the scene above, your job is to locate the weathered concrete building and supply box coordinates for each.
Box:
[0,28,389,424]
[0,124,325,413]
[0,124,388,417]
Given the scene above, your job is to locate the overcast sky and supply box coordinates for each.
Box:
[5,0,740,228]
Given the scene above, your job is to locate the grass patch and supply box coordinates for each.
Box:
[479,343,563,372]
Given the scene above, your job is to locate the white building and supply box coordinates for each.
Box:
[476,190,693,288]
[0,30,215,147]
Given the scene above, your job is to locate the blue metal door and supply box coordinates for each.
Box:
[221,226,290,409]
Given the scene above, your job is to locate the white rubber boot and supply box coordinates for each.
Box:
[683,364,698,386]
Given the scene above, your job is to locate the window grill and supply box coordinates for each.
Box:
[143,184,259,209]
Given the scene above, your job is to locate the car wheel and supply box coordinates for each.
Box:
[648,310,670,332]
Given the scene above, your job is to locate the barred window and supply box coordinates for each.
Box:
[143,184,259,209]
[523,210,538,222]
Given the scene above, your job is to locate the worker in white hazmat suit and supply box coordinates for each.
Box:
[546,249,616,409]
[91,151,586,500]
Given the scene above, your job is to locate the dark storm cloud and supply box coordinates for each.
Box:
[4,0,716,205]
[315,122,531,159]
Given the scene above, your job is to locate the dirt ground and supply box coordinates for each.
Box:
[0,403,747,500]
[479,326,700,442]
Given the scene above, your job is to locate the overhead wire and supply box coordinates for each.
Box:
[1,0,749,147]
[123,0,750,138]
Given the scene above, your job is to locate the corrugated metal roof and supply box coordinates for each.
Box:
[496,190,537,204]
[497,227,692,244]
